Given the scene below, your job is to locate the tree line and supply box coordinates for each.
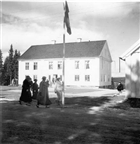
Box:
[0,44,21,85]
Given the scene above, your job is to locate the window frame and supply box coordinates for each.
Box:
[58,61,62,69]
[33,62,38,70]
[85,75,90,81]
[49,61,53,69]
[85,60,90,69]
[25,62,29,70]
[75,75,79,81]
[33,75,37,80]
[75,61,79,69]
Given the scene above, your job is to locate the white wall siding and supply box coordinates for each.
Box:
[65,58,100,86]
[18,58,100,86]
[125,48,140,98]
[99,44,112,87]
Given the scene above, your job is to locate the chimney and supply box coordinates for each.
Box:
[51,40,56,44]
[77,38,82,42]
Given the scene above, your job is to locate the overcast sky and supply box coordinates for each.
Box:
[0,0,140,73]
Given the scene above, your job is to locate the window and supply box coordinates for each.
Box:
[49,62,53,69]
[25,62,29,70]
[105,75,107,82]
[33,62,38,70]
[85,75,90,81]
[75,61,79,69]
[85,60,90,69]
[75,75,79,81]
[33,75,37,80]
[58,61,62,69]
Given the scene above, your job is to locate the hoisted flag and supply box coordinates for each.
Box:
[64,1,71,35]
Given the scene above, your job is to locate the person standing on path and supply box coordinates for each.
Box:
[36,76,52,108]
[117,82,124,95]
[19,76,32,105]
[54,78,63,106]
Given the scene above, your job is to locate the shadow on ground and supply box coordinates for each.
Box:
[52,96,111,108]
[110,98,140,109]
[1,96,140,144]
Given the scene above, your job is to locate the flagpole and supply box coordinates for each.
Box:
[62,8,66,106]
[62,1,71,106]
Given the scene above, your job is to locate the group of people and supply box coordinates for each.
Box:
[19,76,63,108]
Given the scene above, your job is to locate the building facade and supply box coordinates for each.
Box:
[120,39,140,98]
[18,40,112,87]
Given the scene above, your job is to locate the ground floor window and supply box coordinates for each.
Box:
[75,75,79,81]
[85,75,90,81]
[33,75,37,80]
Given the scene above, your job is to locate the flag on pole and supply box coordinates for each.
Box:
[64,1,71,35]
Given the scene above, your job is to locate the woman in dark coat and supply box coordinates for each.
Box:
[32,79,38,100]
[36,76,52,108]
[19,76,32,105]
[117,82,124,95]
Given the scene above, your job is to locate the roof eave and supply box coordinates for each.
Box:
[120,39,140,60]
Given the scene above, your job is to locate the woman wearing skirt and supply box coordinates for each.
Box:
[36,76,52,108]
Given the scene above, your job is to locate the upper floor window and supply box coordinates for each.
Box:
[33,62,38,70]
[75,75,79,81]
[58,61,62,69]
[85,60,90,69]
[49,62,53,69]
[85,75,90,81]
[75,61,79,69]
[25,62,29,70]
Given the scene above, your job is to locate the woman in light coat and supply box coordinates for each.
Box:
[54,78,63,105]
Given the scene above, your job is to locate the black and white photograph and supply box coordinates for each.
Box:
[0,0,140,143]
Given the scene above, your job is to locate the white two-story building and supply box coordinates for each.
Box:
[18,40,112,87]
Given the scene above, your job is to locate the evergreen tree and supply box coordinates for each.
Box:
[0,49,3,85]
[7,44,14,84]
[1,45,21,85]
[13,49,20,80]
[3,56,10,85]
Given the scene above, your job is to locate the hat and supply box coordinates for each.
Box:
[42,76,46,80]
[26,76,30,80]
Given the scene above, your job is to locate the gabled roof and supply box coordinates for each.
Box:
[19,40,107,60]
[120,39,140,60]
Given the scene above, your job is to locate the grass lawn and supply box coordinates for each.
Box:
[1,87,140,144]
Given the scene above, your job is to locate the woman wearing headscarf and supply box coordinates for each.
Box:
[19,76,32,105]
[36,76,52,108]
